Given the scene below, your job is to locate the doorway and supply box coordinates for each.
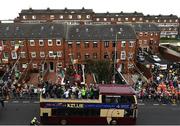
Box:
[49,62,54,72]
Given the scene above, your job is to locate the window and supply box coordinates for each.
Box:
[39,40,44,46]
[68,42,73,48]
[77,52,81,59]
[139,17,143,21]
[86,15,90,19]
[145,20,149,22]
[84,53,90,59]
[112,41,116,47]
[77,15,81,19]
[164,19,166,23]
[93,53,97,59]
[104,18,107,21]
[22,15,26,19]
[30,40,35,46]
[128,52,133,59]
[169,19,172,22]
[3,52,9,59]
[32,64,37,68]
[56,40,61,46]
[2,40,7,46]
[76,42,81,48]
[96,18,100,21]
[132,17,136,21]
[158,20,160,23]
[118,18,121,21]
[144,32,148,36]
[10,41,15,46]
[175,19,178,22]
[50,15,55,19]
[104,41,109,48]
[150,33,153,36]
[20,52,26,58]
[144,40,148,45]
[32,15,36,19]
[57,51,62,57]
[59,15,63,19]
[69,15,72,19]
[139,32,143,36]
[48,40,53,46]
[121,41,126,47]
[11,51,17,59]
[111,18,114,21]
[93,42,98,48]
[139,40,142,45]
[129,41,134,47]
[121,51,126,60]
[125,18,128,21]
[84,42,89,48]
[49,51,54,57]
[40,52,45,58]
[31,52,36,58]
[104,52,109,59]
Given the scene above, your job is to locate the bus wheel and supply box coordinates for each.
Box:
[110,120,118,125]
[60,119,67,125]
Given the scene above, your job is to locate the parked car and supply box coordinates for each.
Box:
[137,54,145,62]
[150,55,161,62]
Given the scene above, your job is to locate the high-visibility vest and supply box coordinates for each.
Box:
[81,88,86,96]
[31,119,35,124]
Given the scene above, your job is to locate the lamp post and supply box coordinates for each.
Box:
[113,32,121,84]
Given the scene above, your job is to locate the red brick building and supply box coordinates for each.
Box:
[0,23,137,76]
[132,23,161,54]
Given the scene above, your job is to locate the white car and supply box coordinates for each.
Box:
[151,55,161,62]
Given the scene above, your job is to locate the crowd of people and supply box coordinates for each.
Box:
[136,63,180,104]
[41,81,99,99]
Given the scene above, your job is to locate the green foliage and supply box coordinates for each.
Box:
[85,59,113,84]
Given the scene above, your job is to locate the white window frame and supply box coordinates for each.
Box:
[128,52,133,59]
[32,15,36,20]
[111,18,114,21]
[40,52,45,58]
[121,41,126,47]
[77,15,81,19]
[48,39,53,46]
[96,18,100,21]
[50,15,55,19]
[125,18,128,21]
[10,41,15,46]
[57,51,62,57]
[104,18,107,21]
[11,51,17,59]
[32,64,37,68]
[139,17,143,21]
[20,52,26,58]
[59,15,63,19]
[30,40,35,46]
[49,51,54,57]
[22,15,26,19]
[118,18,121,21]
[121,51,126,60]
[31,52,36,58]
[132,17,136,21]
[69,15,72,19]
[56,40,61,46]
[3,52,9,59]
[129,41,134,47]
[86,15,90,19]
[39,40,44,46]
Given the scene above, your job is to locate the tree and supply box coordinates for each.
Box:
[85,59,113,84]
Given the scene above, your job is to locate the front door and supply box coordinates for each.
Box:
[49,62,54,72]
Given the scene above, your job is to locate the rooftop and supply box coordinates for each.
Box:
[132,23,160,32]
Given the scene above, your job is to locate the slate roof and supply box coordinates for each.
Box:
[144,14,178,20]
[0,23,65,39]
[94,11,144,18]
[67,24,137,41]
[132,23,160,32]
[20,7,94,15]
[0,23,137,41]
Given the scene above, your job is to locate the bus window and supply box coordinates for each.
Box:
[102,95,135,104]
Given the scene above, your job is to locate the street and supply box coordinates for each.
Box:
[0,101,180,125]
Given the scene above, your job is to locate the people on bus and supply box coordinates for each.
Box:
[81,87,86,99]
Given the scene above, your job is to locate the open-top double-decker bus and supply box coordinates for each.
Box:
[40,84,137,125]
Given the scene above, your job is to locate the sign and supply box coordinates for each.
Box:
[67,103,83,108]
[84,103,131,109]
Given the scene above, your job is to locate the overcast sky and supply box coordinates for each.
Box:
[1,0,180,20]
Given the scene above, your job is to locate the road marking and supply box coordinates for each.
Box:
[4,101,8,103]
[153,103,159,106]
[138,103,145,106]
[23,101,30,104]
[34,101,40,104]
[12,101,19,103]
[162,104,167,106]
[172,104,177,106]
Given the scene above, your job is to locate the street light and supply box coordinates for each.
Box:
[113,32,121,84]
